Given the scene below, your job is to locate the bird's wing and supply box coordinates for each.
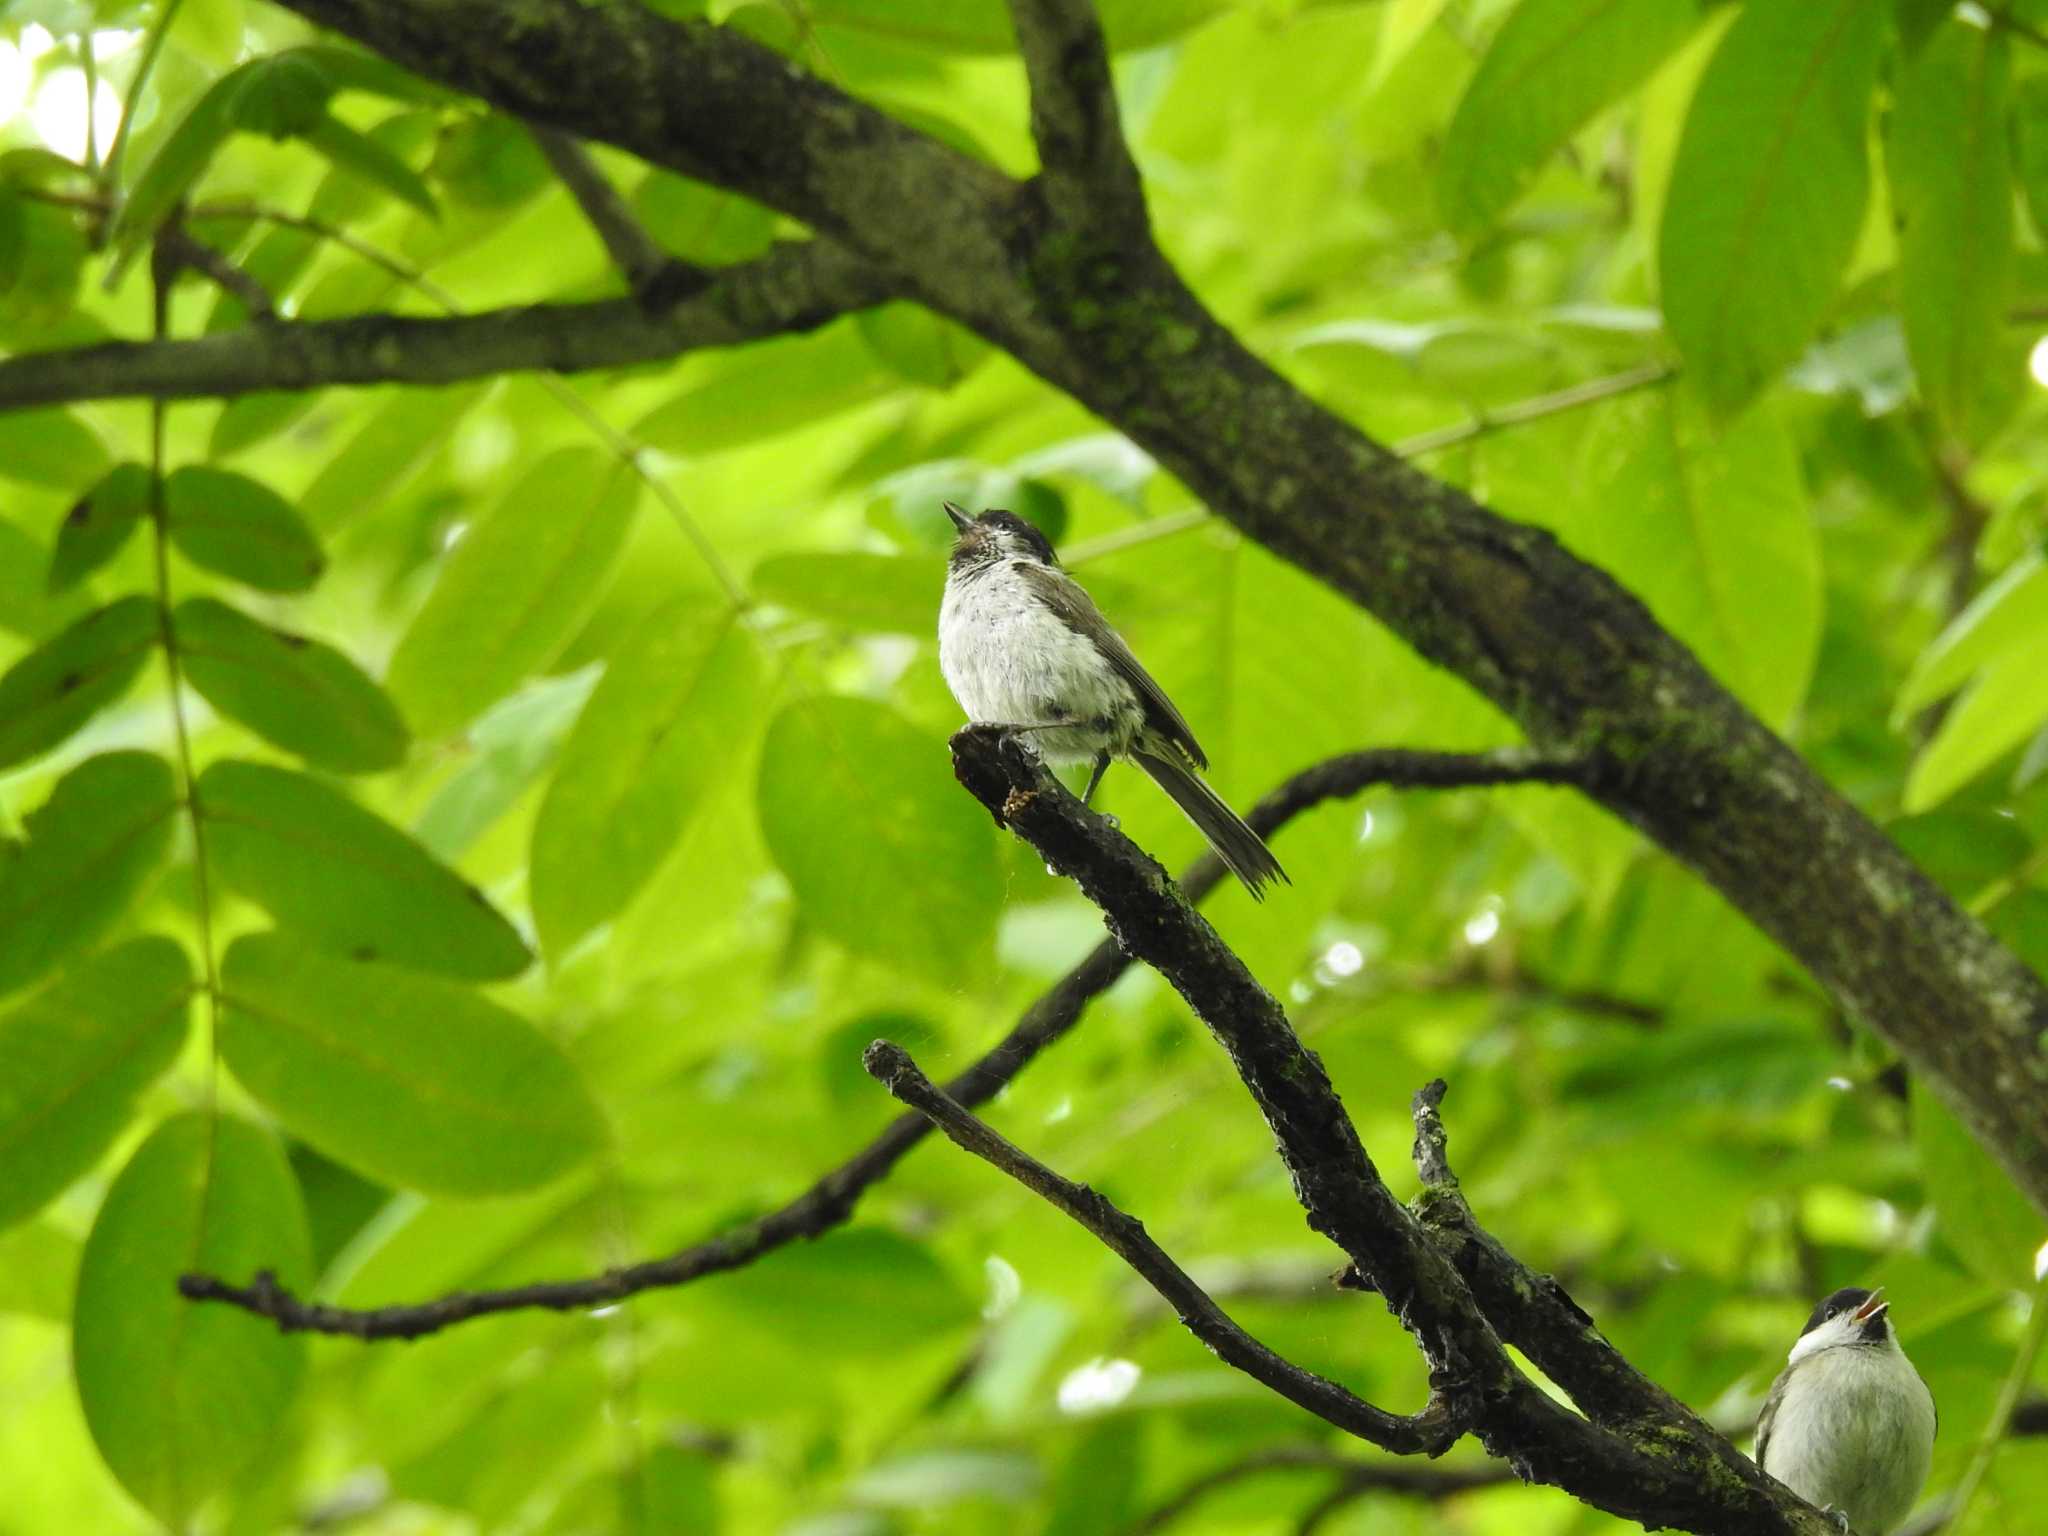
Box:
[1754,1365,1790,1467]
[1017,562,1207,769]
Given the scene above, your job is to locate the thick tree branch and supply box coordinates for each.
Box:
[182,746,1565,1339]
[236,0,2048,1224]
[947,729,1835,1535]
[0,236,890,408]
[864,1039,1465,1454]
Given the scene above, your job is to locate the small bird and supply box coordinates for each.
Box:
[937,502,1286,898]
[1755,1287,1936,1535]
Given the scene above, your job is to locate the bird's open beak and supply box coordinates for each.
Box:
[1852,1289,1888,1324]
[943,501,972,532]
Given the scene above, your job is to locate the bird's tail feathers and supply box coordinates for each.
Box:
[1131,749,1288,900]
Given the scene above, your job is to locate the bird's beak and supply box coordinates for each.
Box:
[1852,1289,1888,1324]
[943,501,972,533]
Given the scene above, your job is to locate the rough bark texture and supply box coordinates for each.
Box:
[43,0,2029,1218]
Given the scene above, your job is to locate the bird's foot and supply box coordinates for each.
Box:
[1822,1507,1852,1535]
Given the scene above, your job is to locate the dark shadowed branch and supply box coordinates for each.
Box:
[940,727,1837,1536]
[181,746,1577,1340]
[863,1039,1468,1454]
[527,125,697,301]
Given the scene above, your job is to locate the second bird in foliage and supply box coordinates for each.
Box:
[937,501,1286,898]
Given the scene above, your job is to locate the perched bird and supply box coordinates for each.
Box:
[937,502,1286,898]
[1756,1287,1936,1535]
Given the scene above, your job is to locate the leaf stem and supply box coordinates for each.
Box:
[1063,360,1677,567]
[145,246,221,1084]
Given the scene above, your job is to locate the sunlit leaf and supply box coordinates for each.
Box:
[0,752,179,996]
[431,114,551,209]
[219,932,604,1196]
[632,324,897,454]
[1659,0,1883,416]
[297,383,487,534]
[301,113,438,217]
[1575,386,1820,726]
[198,759,531,979]
[74,1113,309,1525]
[757,696,1000,985]
[753,550,944,635]
[0,407,109,489]
[1912,1080,2046,1291]
[0,937,190,1229]
[1896,548,2048,716]
[1439,0,1704,238]
[699,1227,977,1355]
[174,597,409,773]
[386,447,639,739]
[1888,19,2017,450]
[530,599,759,959]
[1903,650,2048,813]
[163,466,326,592]
[0,596,158,773]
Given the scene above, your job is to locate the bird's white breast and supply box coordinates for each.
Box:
[938,560,1137,764]
[1761,1346,1935,1536]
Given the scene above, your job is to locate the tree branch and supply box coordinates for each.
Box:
[944,728,1837,1535]
[863,1039,1466,1454]
[1125,1445,1512,1536]
[1005,0,1148,236]
[0,236,891,408]
[527,125,698,301]
[181,746,1570,1339]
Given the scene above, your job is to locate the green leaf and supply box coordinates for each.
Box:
[0,516,95,642]
[48,462,151,593]
[0,752,180,996]
[700,1227,977,1355]
[0,937,191,1230]
[414,668,599,861]
[73,1113,309,1526]
[219,932,604,1196]
[1887,19,2017,449]
[1903,648,2048,813]
[530,599,759,959]
[1659,0,1883,416]
[297,384,486,534]
[1438,0,1704,238]
[2014,76,2048,245]
[208,389,321,460]
[631,324,897,454]
[174,597,409,773]
[1912,1079,2045,1291]
[198,759,531,979]
[630,173,776,265]
[752,550,945,635]
[1574,387,1820,727]
[0,596,158,773]
[856,302,989,389]
[757,696,1000,985]
[0,407,109,489]
[1897,547,2048,715]
[107,69,245,266]
[163,465,326,592]
[430,115,551,209]
[386,447,639,739]
[301,112,438,217]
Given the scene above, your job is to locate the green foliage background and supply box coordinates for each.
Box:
[1,0,2046,1531]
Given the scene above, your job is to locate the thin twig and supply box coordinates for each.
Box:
[528,125,698,298]
[863,1040,1465,1453]
[99,0,183,199]
[180,746,1586,1339]
[1060,361,1676,567]
[1125,1444,1510,1535]
[156,225,275,319]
